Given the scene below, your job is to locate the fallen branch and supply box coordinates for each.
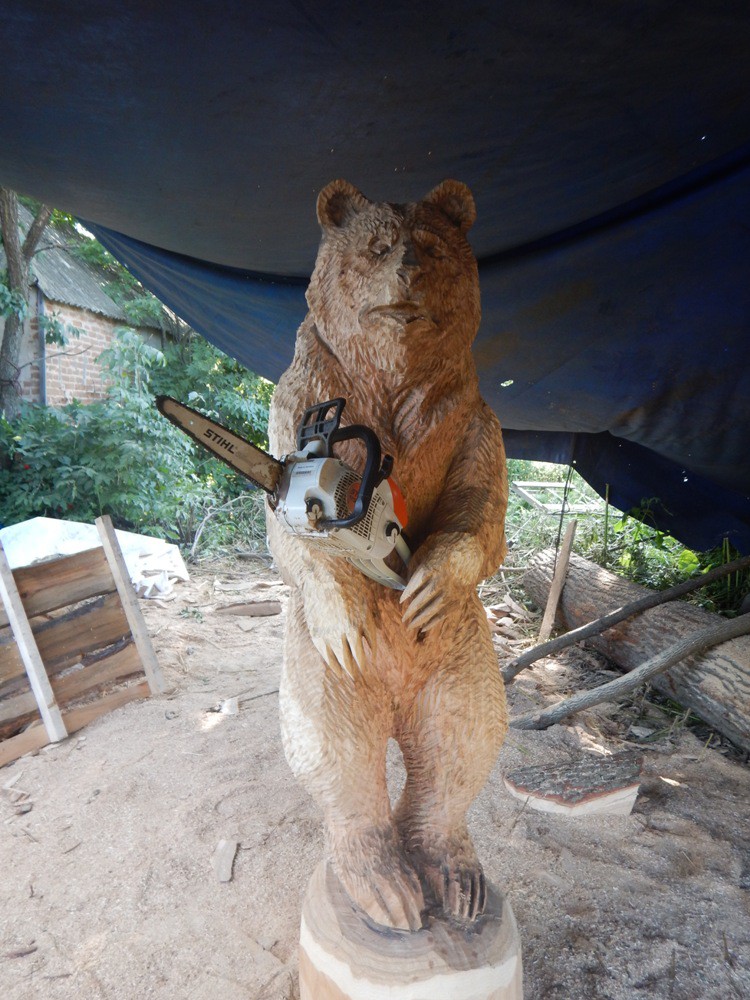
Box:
[503,553,750,683]
[511,612,750,730]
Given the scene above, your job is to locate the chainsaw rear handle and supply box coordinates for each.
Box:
[322,423,383,529]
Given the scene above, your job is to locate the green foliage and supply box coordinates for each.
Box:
[38,310,83,347]
[0,329,272,557]
[605,499,698,590]
[690,538,750,615]
[505,465,749,614]
[148,334,273,447]
[506,458,568,483]
[0,277,27,320]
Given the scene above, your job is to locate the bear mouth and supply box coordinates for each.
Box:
[363,302,433,327]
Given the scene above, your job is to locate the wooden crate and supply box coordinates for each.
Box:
[0,515,166,767]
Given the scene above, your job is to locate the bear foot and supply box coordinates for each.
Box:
[400,829,487,923]
[330,824,425,932]
[422,857,487,922]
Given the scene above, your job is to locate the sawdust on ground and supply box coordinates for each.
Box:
[1,559,749,1000]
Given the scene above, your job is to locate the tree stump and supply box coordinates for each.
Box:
[299,862,523,1000]
[523,550,750,752]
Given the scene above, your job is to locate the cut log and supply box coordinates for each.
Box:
[522,551,750,753]
[504,751,643,816]
[504,552,750,682]
[512,613,750,732]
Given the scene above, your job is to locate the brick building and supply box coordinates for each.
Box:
[1,205,162,407]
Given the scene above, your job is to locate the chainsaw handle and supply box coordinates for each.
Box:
[320,424,382,529]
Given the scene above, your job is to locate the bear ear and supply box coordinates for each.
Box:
[423,179,476,233]
[317,179,370,228]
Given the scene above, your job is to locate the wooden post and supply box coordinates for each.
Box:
[299,862,522,1000]
[0,542,68,743]
[538,520,577,642]
[95,515,167,694]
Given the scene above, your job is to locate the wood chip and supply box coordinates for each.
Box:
[215,601,282,617]
[213,580,257,593]
[503,594,530,618]
[213,839,239,882]
[496,625,522,639]
[4,944,38,959]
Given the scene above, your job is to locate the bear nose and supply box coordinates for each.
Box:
[399,240,420,271]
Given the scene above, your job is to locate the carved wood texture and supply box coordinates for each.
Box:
[267,180,509,931]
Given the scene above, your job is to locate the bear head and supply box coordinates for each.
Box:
[306,180,481,374]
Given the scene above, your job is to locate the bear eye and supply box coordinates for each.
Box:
[413,228,448,259]
[369,238,392,257]
[368,223,399,258]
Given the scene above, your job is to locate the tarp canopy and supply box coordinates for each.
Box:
[1,1,749,552]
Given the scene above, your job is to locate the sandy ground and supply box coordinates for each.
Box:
[1,560,749,1000]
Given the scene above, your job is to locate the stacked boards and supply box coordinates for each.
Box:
[0,515,165,767]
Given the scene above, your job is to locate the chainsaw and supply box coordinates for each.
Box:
[156,395,411,589]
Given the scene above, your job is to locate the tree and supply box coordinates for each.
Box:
[0,188,52,415]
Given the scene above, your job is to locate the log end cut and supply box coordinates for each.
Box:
[504,750,643,817]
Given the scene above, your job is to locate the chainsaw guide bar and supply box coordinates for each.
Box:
[155,396,282,494]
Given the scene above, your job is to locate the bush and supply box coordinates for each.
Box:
[0,329,272,556]
[504,463,750,614]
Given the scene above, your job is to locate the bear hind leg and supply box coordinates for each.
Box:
[281,597,424,930]
[393,627,507,922]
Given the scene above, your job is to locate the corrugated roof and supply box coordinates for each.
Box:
[1,205,160,328]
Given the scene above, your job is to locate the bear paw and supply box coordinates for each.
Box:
[400,532,483,633]
[399,829,487,923]
[331,828,425,932]
[423,858,487,923]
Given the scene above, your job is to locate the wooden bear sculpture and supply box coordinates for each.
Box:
[267,179,508,932]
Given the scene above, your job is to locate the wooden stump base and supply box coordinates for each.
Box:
[299,862,522,1000]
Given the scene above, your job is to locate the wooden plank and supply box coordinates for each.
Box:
[0,680,150,769]
[96,516,167,694]
[55,641,142,704]
[0,543,67,743]
[537,520,577,642]
[0,630,25,687]
[0,593,131,686]
[0,685,35,730]
[0,547,116,628]
[35,593,131,674]
[0,640,142,730]
[0,721,45,768]
[0,699,36,740]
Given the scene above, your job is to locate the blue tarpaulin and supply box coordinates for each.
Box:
[1,1,749,550]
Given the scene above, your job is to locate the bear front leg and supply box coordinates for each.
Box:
[400,403,508,633]
[280,593,424,931]
[267,513,377,676]
[393,597,508,922]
